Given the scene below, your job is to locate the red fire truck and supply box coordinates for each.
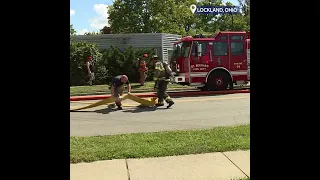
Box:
[170,31,250,91]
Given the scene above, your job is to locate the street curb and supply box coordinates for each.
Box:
[70,89,250,101]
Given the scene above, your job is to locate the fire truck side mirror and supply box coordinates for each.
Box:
[197,44,202,57]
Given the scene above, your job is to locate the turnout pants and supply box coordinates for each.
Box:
[88,73,95,85]
[157,80,173,104]
[139,71,147,85]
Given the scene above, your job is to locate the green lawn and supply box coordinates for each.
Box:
[70,81,195,96]
[70,124,250,163]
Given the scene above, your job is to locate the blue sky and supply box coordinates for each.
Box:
[70,0,239,35]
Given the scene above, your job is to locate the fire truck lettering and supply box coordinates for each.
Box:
[192,64,208,71]
[192,68,207,71]
[234,62,242,68]
[195,64,209,68]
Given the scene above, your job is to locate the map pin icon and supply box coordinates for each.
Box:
[190,4,197,14]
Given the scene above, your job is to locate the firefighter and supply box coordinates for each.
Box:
[86,56,95,86]
[152,55,174,108]
[137,54,148,86]
[110,75,131,110]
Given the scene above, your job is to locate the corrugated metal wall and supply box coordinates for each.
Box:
[161,33,182,63]
[73,33,181,62]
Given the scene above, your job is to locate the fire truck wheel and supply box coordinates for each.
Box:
[207,71,230,91]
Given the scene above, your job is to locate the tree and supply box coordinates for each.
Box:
[237,0,250,16]
[237,0,250,31]
[70,24,76,36]
[108,0,250,35]
[108,0,202,36]
[147,0,198,35]
[213,1,249,31]
[192,0,224,34]
[108,0,152,33]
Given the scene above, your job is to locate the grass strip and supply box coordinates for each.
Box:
[70,124,250,163]
[70,82,250,96]
[70,82,194,96]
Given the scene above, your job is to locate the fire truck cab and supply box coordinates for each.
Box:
[170,31,250,91]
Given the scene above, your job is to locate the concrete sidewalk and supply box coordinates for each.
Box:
[70,150,250,180]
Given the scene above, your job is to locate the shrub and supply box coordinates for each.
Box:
[70,41,102,86]
[70,41,157,86]
[99,46,156,83]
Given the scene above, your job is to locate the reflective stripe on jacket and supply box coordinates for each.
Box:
[154,62,170,81]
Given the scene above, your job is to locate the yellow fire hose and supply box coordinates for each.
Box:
[126,93,158,107]
[70,93,158,111]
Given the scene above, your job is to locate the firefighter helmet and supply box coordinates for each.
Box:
[152,55,159,64]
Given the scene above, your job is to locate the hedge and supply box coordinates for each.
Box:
[70,41,157,86]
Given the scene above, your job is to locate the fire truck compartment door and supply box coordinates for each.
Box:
[229,36,247,72]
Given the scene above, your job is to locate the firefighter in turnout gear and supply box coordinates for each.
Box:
[137,54,148,86]
[152,55,175,108]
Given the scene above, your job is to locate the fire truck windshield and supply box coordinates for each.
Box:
[173,41,191,59]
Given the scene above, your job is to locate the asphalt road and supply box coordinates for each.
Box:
[70,93,250,136]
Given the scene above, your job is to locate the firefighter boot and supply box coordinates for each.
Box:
[117,106,123,110]
[166,99,174,108]
[116,102,122,110]
[164,95,174,108]
[156,101,164,106]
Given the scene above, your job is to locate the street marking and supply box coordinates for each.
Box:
[70,96,248,109]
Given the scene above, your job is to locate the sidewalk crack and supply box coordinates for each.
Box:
[125,159,131,180]
[221,152,249,178]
